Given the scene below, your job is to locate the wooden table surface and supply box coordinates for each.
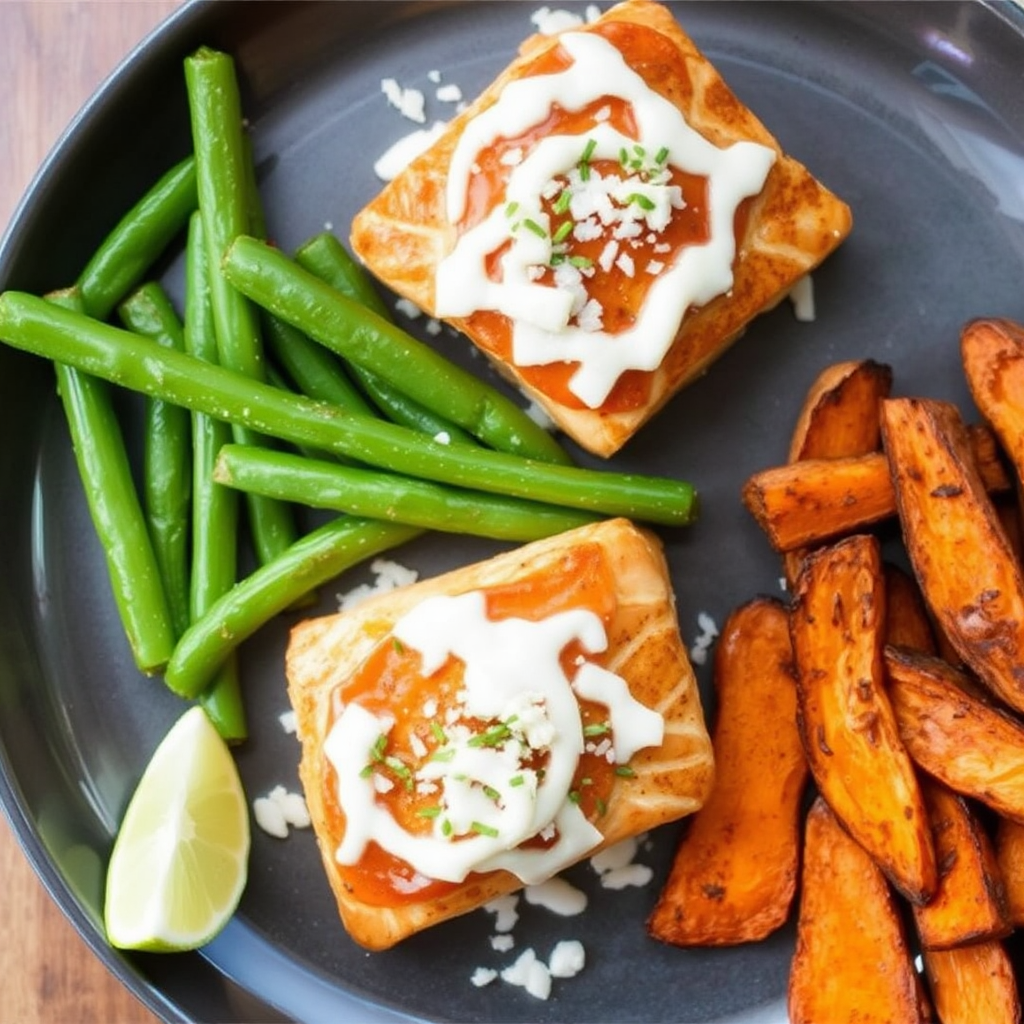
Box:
[0,6,181,1021]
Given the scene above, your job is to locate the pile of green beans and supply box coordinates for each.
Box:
[0,45,700,736]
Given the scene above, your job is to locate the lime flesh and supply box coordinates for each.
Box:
[104,706,250,951]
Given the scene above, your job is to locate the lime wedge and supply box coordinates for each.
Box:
[104,705,250,951]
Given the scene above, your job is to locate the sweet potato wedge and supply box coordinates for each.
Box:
[912,778,1010,951]
[783,359,893,584]
[995,817,1024,928]
[744,426,1009,554]
[962,317,1024,488]
[881,396,1024,715]
[922,940,1021,1024]
[791,534,936,903]
[885,563,937,654]
[885,645,1024,824]
[787,359,894,463]
[648,597,807,946]
[789,797,923,1024]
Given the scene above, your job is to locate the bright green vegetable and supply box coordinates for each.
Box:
[213,444,599,541]
[117,282,193,640]
[294,232,476,445]
[182,212,245,741]
[0,293,699,526]
[45,288,176,673]
[222,234,570,464]
[164,518,421,698]
[77,156,197,322]
[184,46,296,566]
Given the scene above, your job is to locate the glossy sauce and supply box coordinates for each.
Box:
[442,20,763,412]
[323,545,623,907]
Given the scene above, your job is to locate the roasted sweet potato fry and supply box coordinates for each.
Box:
[995,817,1024,928]
[783,359,893,583]
[791,534,936,903]
[648,598,807,946]
[922,940,1021,1024]
[885,563,937,654]
[789,797,923,1024]
[787,359,894,463]
[962,317,1024,488]
[881,396,1024,715]
[912,778,1010,950]
[744,425,1009,554]
[886,645,1024,824]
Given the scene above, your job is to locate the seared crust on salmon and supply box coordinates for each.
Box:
[286,518,714,949]
[351,0,852,456]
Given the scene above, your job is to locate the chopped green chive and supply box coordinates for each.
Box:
[627,192,656,212]
[615,765,636,778]
[595,797,608,816]
[442,818,453,837]
[471,821,500,838]
[554,189,573,215]
[505,200,520,218]
[417,805,442,819]
[469,723,512,748]
[522,217,547,239]
[618,146,629,166]
[553,220,574,244]
[430,748,456,763]
[569,255,593,269]
[583,722,611,737]
[359,764,374,779]
[568,790,581,804]
[509,774,526,787]
[655,145,670,165]
[370,733,387,762]
[392,637,405,654]
[430,721,447,744]
[483,785,501,801]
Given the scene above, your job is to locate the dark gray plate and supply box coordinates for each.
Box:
[3,2,1024,1022]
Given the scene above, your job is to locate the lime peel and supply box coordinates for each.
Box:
[104,705,250,951]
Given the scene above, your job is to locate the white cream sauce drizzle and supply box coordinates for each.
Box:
[324,589,665,885]
[434,29,776,408]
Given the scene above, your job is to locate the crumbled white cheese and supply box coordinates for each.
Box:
[436,83,464,104]
[337,558,419,610]
[484,894,521,933]
[425,318,443,336]
[500,147,524,167]
[427,69,442,84]
[530,6,585,33]
[373,122,447,181]
[253,785,311,838]
[395,297,423,319]
[598,863,654,890]
[380,77,427,123]
[788,274,816,322]
[524,876,588,916]
[490,933,516,952]
[471,966,498,988]
[689,610,719,665]
[501,948,552,1001]
[278,709,297,735]
[548,939,586,978]
[433,430,452,445]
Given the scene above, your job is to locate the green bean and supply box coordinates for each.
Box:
[222,235,571,465]
[45,288,176,673]
[214,444,599,541]
[294,232,476,445]
[164,518,421,698]
[0,293,699,527]
[117,283,193,639]
[77,156,197,321]
[183,212,245,740]
[184,46,296,565]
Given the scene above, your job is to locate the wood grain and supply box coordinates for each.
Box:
[0,5,180,1021]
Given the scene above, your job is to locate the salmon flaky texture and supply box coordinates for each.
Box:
[350,0,852,457]
[285,518,714,950]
